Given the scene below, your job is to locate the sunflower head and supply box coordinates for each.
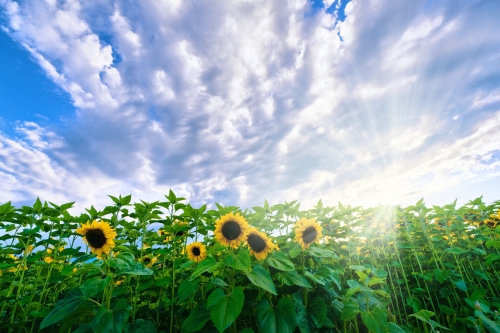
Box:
[76,220,117,256]
[214,212,250,248]
[186,242,207,262]
[294,217,323,249]
[44,257,53,264]
[246,229,276,260]
[141,255,159,268]
[485,219,498,228]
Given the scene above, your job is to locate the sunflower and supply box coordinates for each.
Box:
[76,220,117,256]
[141,254,159,268]
[44,257,53,264]
[294,217,323,249]
[186,242,207,262]
[246,229,276,260]
[485,219,498,228]
[214,212,250,248]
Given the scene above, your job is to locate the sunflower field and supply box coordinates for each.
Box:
[1,192,500,333]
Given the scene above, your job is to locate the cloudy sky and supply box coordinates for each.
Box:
[0,0,499,212]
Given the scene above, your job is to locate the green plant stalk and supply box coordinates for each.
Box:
[9,241,31,328]
[170,239,176,333]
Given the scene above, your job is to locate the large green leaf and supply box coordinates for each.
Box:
[121,263,154,276]
[126,319,157,333]
[178,279,200,302]
[308,246,338,258]
[266,251,295,271]
[361,306,388,333]
[476,311,500,333]
[388,322,406,333]
[303,271,326,286]
[224,249,251,271]
[275,271,312,288]
[409,309,435,324]
[256,298,296,333]
[90,305,129,333]
[208,287,245,333]
[453,280,467,292]
[245,265,277,295]
[294,294,310,333]
[79,276,112,299]
[106,257,131,272]
[340,301,360,321]
[308,297,327,328]
[190,257,222,280]
[40,296,84,329]
[181,304,211,332]
[444,247,468,255]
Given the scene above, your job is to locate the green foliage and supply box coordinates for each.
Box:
[1,194,500,332]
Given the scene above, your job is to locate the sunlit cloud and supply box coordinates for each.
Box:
[0,0,499,211]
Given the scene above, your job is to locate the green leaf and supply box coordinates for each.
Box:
[485,253,500,266]
[241,329,255,333]
[308,246,338,258]
[434,269,448,284]
[388,322,406,333]
[126,319,157,333]
[90,305,129,333]
[190,257,222,280]
[361,306,388,333]
[207,289,226,309]
[289,243,302,258]
[294,294,310,333]
[256,298,296,333]
[121,263,154,276]
[266,251,295,271]
[340,301,360,321]
[303,271,326,286]
[439,304,457,315]
[209,287,245,333]
[476,312,500,333]
[345,285,361,301]
[178,279,200,302]
[473,269,490,281]
[79,276,112,299]
[224,249,251,271]
[181,304,211,332]
[106,258,131,272]
[40,296,84,329]
[210,277,229,288]
[245,265,277,295]
[154,277,172,287]
[275,271,312,288]
[308,297,327,328]
[61,265,76,276]
[409,309,435,324]
[445,247,468,255]
[453,280,467,292]
[470,286,487,301]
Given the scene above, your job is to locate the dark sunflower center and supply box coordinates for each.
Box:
[86,229,107,248]
[302,227,317,244]
[247,234,266,252]
[192,247,201,256]
[175,231,185,237]
[221,221,242,240]
[143,257,151,264]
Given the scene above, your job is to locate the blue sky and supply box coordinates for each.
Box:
[0,0,499,212]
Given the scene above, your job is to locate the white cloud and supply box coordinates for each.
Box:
[1,0,500,211]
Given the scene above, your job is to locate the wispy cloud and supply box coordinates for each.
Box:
[1,0,499,210]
